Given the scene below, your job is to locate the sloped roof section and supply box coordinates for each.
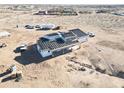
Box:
[69,28,88,37]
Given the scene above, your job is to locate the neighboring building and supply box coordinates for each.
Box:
[37,28,88,57]
[38,24,59,30]
[34,11,47,15]
[47,9,61,15]
[34,8,78,16]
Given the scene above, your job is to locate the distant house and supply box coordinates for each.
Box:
[95,9,112,14]
[33,11,47,15]
[113,13,124,16]
[37,29,88,57]
[25,25,34,29]
[47,10,61,15]
[78,11,92,14]
[37,24,60,30]
[34,8,78,16]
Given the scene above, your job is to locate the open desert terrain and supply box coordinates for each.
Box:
[0,5,124,88]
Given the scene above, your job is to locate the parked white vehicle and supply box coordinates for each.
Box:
[87,32,95,37]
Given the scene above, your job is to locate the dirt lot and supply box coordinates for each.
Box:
[0,5,124,88]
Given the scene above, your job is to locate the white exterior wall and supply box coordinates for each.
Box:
[78,36,88,43]
[71,45,80,50]
[37,44,52,57]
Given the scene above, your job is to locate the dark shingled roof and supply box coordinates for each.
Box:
[61,31,76,38]
[37,38,78,50]
[69,28,88,37]
[46,33,58,36]
[37,28,87,51]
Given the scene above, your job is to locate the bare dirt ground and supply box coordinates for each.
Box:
[0,5,124,88]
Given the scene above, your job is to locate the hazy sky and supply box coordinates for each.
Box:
[0,0,123,4]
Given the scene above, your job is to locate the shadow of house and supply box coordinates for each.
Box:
[14,44,72,65]
[14,44,44,65]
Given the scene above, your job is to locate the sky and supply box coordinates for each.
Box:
[0,0,123,4]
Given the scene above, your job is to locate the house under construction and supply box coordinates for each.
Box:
[37,28,88,57]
